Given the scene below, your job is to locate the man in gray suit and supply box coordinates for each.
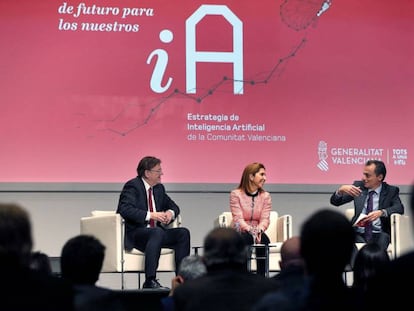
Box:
[330,159,404,251]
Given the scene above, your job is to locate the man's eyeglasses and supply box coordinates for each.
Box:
[149,169,163,174]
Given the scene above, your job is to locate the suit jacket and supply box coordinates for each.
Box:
[173,267,276,311]
[230,189,272,233]
[117,177,180,251]
[330,181,404,235]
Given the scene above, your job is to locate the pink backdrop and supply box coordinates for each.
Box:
[1,0,413,184]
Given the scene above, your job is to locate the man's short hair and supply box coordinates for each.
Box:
[178,255,207,281]
[301,209,355,275]
[366,160,387,180]
[203,227,248,267]
[0,203,33,265]
[60,234,105,285]
[137,156,161,177]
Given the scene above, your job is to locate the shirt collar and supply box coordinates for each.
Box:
[371,184,382,195]
[142,178,151,192]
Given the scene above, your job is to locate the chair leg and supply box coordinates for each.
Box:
[138,273,141,289]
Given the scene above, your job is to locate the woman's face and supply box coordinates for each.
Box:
[250,168,266,190]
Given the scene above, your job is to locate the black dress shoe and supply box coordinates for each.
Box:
[142,279,170,290]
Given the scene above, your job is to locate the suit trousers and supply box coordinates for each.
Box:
[131,226,190,279]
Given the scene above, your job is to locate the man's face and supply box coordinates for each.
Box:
[362,163,382,190]
[145,164,163,186]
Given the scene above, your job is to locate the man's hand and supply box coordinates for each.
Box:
[365,210,382,222]
[152,211,173,224]
[152,212,168,224]
[163,210,173,224]
[338,185,362,197]
[169,275,184,296]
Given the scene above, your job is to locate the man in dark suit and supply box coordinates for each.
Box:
[117,156,191,289]
[330,160,404,251]
[173,227,275,311]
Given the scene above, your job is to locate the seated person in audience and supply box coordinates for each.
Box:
[161,255,207,311]
[0,202,73,311]
[230,162,272,276]
[352,242,389,296]
[330,160,404,253]
[29,251,53,275]
[273,235,306,289]
[366,184,414,311]
[173,227,275,311]
[274,236,305,283]
[300,209,362,311]
[253,236,306,311]
[60,234,125,311]
[117,156,191,289]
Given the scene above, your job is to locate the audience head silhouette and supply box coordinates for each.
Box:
[173,227,276,311]
[353,242,389,292]
[0,203,74,311]
[279,236,303,270]
[0,202,33,267]
[61,234,105,285]
[301,209,355,276]
[177,254,207,281]
[30,251,52,275]
[203,227,248,270]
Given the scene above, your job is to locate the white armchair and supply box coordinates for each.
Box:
[80,210,181,289]
[214,211,293,273]
[345,208,412,259]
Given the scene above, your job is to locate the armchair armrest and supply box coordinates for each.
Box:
[80,213,123,272]
[214,212,233,228]
[391,213,413,258]
[276,214,292,242]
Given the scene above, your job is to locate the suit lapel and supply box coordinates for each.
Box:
[355,191,368,214]
[152,185,163,210]
[379,182,387,207]
[137,178,149,210]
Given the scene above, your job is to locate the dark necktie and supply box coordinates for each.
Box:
[148,187,155,227]
[364,191,375,240]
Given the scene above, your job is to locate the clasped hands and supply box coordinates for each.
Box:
[152,211,173,225]
[249,225,262,244]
